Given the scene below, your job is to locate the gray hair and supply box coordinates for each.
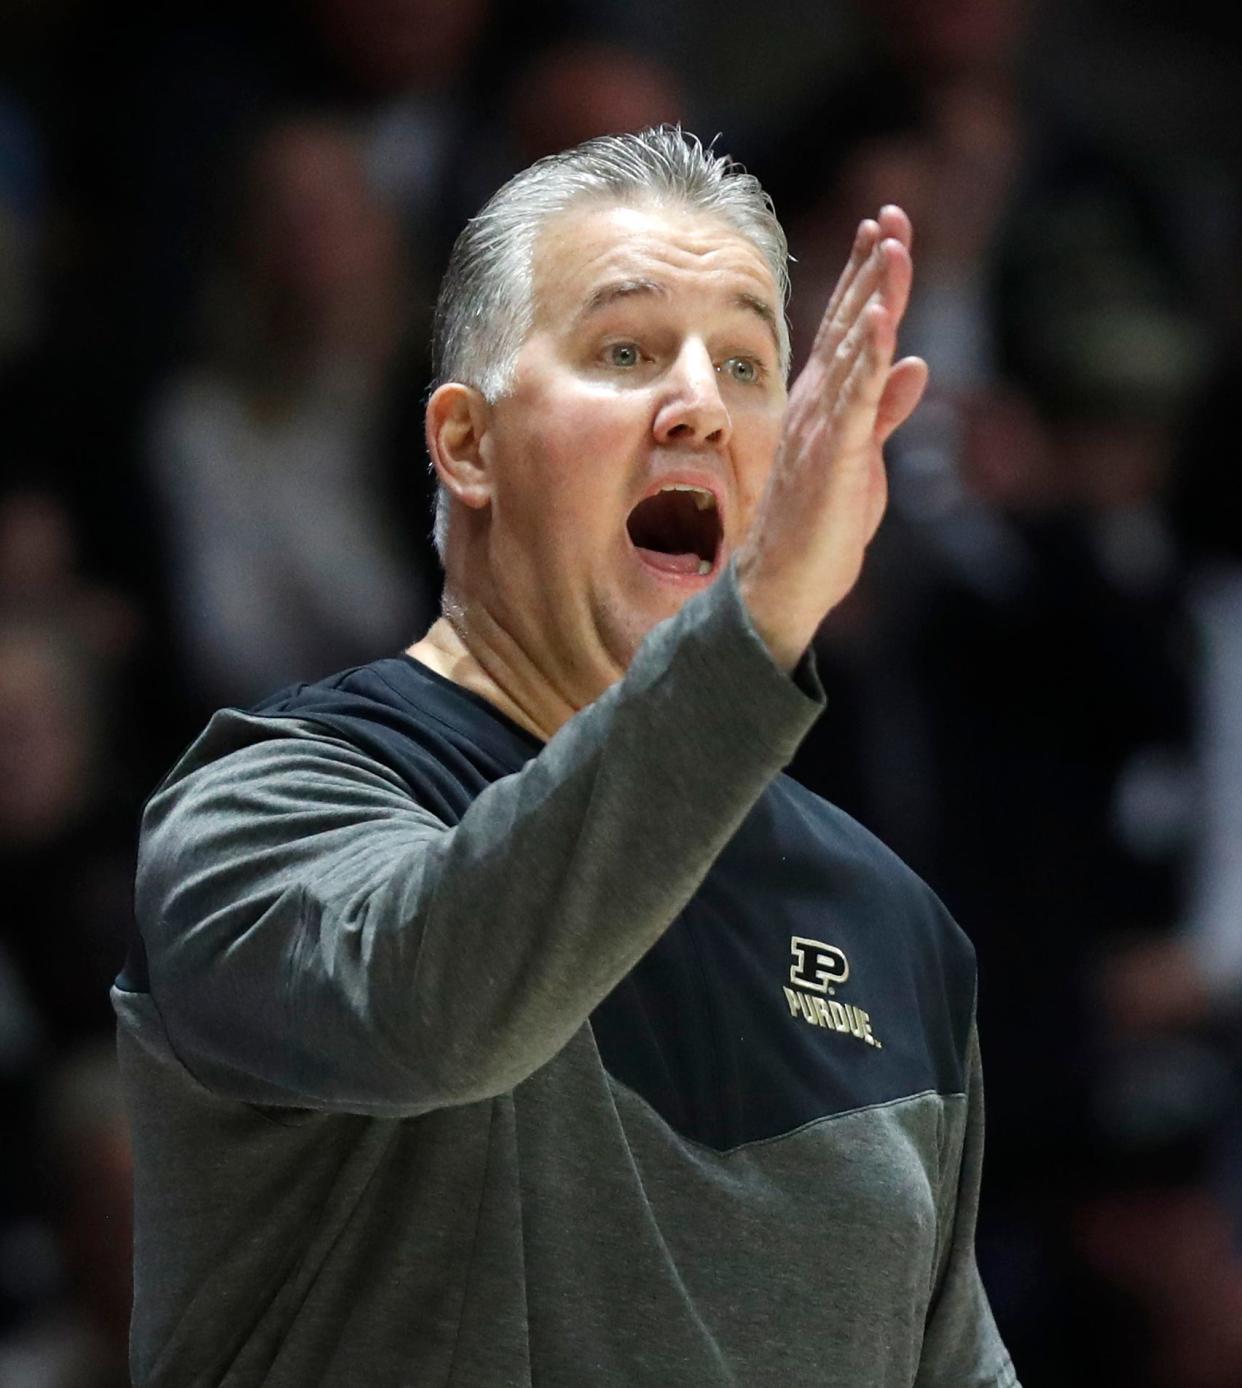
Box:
[429,124,791,557]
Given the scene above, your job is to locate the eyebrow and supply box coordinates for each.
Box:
[578,278,667,316]
[732,291,782,351]
[576,278,781,353]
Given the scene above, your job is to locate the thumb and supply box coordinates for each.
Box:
[876,356,929,444]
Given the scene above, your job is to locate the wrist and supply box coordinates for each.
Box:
[734,553,814,674]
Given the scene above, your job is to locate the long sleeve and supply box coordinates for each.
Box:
[132,563,822,1116]
[915,1022,1020,1387]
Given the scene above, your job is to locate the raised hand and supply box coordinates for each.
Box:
[736,207,929,670]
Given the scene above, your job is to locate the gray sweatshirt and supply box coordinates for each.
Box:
[113,564,1018,1387]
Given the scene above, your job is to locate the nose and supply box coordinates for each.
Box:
[652,341,731,448]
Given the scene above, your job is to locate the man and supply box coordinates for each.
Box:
[114,127,1019,1386]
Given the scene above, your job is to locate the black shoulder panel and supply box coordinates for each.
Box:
[251,656,539,821]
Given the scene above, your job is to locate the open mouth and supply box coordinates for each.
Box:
[625,484,722,577]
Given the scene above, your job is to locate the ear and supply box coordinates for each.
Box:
[426,383,494,511]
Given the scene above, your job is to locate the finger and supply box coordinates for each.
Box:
[813,218,880,356]
[809,204,913,371]
[874,236,913,327]
[820,252,907,407]
[824,299,898,459]
[787,242,906,438]
[847,300,899,410]
[834,209,912,334]
[821,231,888,354]
[816,230,909,370]
[875,356,929,444]
[876,204,912,251]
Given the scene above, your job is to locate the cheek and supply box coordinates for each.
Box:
[494,399,637,547]
[510,394,643,522]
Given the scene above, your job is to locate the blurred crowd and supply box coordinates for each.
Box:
[0,1,1239,1384]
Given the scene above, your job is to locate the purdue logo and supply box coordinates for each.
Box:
[784,937,881,1048]
[789,936,849,992]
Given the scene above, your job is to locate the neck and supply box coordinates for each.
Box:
[406,594,583,743]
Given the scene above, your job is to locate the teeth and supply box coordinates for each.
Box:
[697,559,712,575]
[658,483,716,511]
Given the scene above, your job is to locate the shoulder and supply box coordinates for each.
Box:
[143,656,535,848]
[133,666,463,967]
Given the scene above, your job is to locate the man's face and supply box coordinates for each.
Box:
[476,202,787,685]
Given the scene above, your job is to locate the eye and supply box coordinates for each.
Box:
[605,342,642,368]
[720,355,762,384]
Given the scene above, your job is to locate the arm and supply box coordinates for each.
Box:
[135,565,820,1116]
[915,1024,1020,1388]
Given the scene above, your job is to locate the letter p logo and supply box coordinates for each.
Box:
[790,936,850,993]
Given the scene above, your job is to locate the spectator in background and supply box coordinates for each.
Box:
[317,0,494,239]
[0,492,140,1046]
[498,36,686,171]
[0,488,142,1382]
[306,0,499,367]
[143,116,429,713]
[1076,329,1242,1388]
[0,491,138,668]
[1102,241,1242,1039]
[440,31,688,265]
[0,1042,133,1388]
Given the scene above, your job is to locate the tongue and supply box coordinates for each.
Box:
[635,546,703,575]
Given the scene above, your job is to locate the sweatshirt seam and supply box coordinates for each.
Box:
[714,1087,968,1156]
[264,706,527,796]
[608,1075,968,1157]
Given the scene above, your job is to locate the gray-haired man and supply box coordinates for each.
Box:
[115,127,1018,1386]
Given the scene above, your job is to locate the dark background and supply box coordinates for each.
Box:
[1,1,1240,1383]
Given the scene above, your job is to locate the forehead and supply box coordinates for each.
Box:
[529,202,779,333]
